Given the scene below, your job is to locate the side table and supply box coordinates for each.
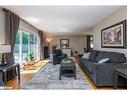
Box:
[0,63,20,84]
[113,68,127,89]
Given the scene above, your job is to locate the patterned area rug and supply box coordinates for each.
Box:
[21,63,93,90]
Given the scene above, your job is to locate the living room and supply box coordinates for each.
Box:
[0,0,127,95]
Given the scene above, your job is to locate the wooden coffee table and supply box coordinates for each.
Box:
[59,59,76,80]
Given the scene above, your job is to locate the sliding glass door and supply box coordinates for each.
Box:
[14,30,20,64]
[13,29,40,68]
[22,31,29,64]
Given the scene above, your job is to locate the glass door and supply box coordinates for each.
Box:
[22,31,29,66]
[14,29,40,70]
[14,30,20,64]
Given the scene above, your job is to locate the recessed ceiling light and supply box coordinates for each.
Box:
[26,17,39,23]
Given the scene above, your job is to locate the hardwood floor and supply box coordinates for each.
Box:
[6,60,49,89]
[6,59,125,90]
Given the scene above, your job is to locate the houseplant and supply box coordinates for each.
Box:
[24,52,35,68]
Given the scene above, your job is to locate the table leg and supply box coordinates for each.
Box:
[59,68,61,80]
[17,65,20,83]
[2,71,6,84]
[74,68,76,80]
[73,67,76,80]
[113,71,118,89]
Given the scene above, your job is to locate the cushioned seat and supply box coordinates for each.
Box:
[80,58,95,74]
[79,50,127,87]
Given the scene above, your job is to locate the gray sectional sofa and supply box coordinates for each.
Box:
[79,50,127,87]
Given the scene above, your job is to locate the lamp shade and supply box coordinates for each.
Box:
[0,45,11,53]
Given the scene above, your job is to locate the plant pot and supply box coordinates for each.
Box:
[27,61,35,65]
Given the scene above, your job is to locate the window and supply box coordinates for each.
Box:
[14,29,40,68]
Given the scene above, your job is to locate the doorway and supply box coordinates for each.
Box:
[44,46,49,59]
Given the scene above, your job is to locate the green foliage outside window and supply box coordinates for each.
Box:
[22,32,29,44]
[14,29,38,62]
[15,31,36,45]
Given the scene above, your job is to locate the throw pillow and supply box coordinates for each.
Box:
[89,50,99,61]
[82,53,90,59]
[98,58,109,64]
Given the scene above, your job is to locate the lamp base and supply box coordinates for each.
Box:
[0,62,7,66]
[0,54,7,66]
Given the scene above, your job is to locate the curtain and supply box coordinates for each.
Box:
[4,9,20,64]
[38,30,44,60]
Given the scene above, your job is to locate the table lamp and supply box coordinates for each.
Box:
[0,45,11,66]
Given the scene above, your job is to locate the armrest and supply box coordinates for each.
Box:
[92,62,127,76]
[91,62,127,86]
[78,54,83,58]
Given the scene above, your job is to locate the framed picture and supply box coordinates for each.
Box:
[60,39,69,48]
[101,20,126,48]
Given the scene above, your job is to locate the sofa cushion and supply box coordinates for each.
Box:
[82,53,90,59]
[80,58,94,74]
[98,58,109,63]
[89,50,99,62]
[95,51,126,63]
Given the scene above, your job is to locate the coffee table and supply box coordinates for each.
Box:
[59,59,76,80]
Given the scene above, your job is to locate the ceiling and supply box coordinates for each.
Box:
[4,6,121,36]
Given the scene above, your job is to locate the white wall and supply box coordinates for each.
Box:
[47,36,87,54]
[0,8,5,44]
[19,20,39,33]
[0,8,5,79]
[93,6,127,57]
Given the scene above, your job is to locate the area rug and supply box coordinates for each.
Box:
[21,63,93,90]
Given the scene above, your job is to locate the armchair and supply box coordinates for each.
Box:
[52,49,66,65]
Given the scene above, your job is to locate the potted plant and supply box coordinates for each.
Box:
[29,52,34,61]
[24,52,35,68]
